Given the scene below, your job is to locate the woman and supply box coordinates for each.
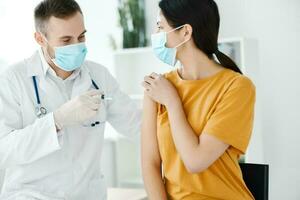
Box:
[141,0,255,199]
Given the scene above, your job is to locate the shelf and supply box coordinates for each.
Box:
[119,177,144,188]
[114,47,152,56]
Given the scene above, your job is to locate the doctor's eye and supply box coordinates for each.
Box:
[78,35,86,41]
[62,39,71,44]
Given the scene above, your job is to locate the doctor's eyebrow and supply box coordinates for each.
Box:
[58,30,87,40]
[78,30,87,37]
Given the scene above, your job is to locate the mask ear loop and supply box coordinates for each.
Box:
[169,25,191,67]
[39,32,57,64]
[167,25,186,34]
[167,25,191,48]
[174,38,190,48]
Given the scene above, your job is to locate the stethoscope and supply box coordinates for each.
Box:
[32,76,105,127]
[32,76,47,118]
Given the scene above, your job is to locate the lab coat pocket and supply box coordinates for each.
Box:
[88,175,107,200]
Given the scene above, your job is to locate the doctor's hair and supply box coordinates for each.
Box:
[34,0,82,36]
[159,0,242,74]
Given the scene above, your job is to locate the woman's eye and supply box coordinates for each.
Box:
[157,26,163,32]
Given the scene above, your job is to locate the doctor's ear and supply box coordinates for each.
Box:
[34,32,47,47]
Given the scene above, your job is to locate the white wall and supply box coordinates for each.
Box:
[0,0,41,66]
[0,0,119,71]
[147,0,300,199]
[77,0,120,71]
[216,0,300,199]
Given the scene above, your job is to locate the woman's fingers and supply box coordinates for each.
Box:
[144,76,156,85]
[150,72,160,79]
[141,81,152,91]
[142,72,164,95]
[144,72,163,85]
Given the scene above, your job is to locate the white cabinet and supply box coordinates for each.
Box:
[112,47,173,95]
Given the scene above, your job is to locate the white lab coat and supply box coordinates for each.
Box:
[0,51,141,200]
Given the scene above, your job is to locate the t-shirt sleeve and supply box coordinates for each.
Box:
[202,76,256,154]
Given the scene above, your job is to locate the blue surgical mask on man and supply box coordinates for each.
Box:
[151,25,189,67]
[42,34,88,72]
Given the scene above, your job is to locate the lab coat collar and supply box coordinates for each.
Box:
[38,48,81,80]
[26,51,94,99]
[27,50,81,79]
[38,48,54,76]
[26,51,44,77]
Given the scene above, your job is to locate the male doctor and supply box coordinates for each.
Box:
[0,0,141,199]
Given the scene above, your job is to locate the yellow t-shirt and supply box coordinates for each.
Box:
[156,68,256,200]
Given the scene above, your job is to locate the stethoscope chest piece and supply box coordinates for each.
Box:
[35,105,47,118]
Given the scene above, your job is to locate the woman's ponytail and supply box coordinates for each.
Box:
[215,50,243,74]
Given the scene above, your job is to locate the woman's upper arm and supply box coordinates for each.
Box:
[194,133,229,172]
[141,94,161,167]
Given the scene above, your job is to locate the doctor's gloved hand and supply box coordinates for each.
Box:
[53,90,101,130]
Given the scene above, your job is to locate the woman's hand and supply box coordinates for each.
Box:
[141,72,180,107]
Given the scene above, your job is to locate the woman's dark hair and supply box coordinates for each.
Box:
[159,0,242,74]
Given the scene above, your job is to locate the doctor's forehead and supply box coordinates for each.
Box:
[46,12,85,38]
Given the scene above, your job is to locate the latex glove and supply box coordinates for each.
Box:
[54,90,101,130]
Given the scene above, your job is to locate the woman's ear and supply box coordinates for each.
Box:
[183,24,193,40]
